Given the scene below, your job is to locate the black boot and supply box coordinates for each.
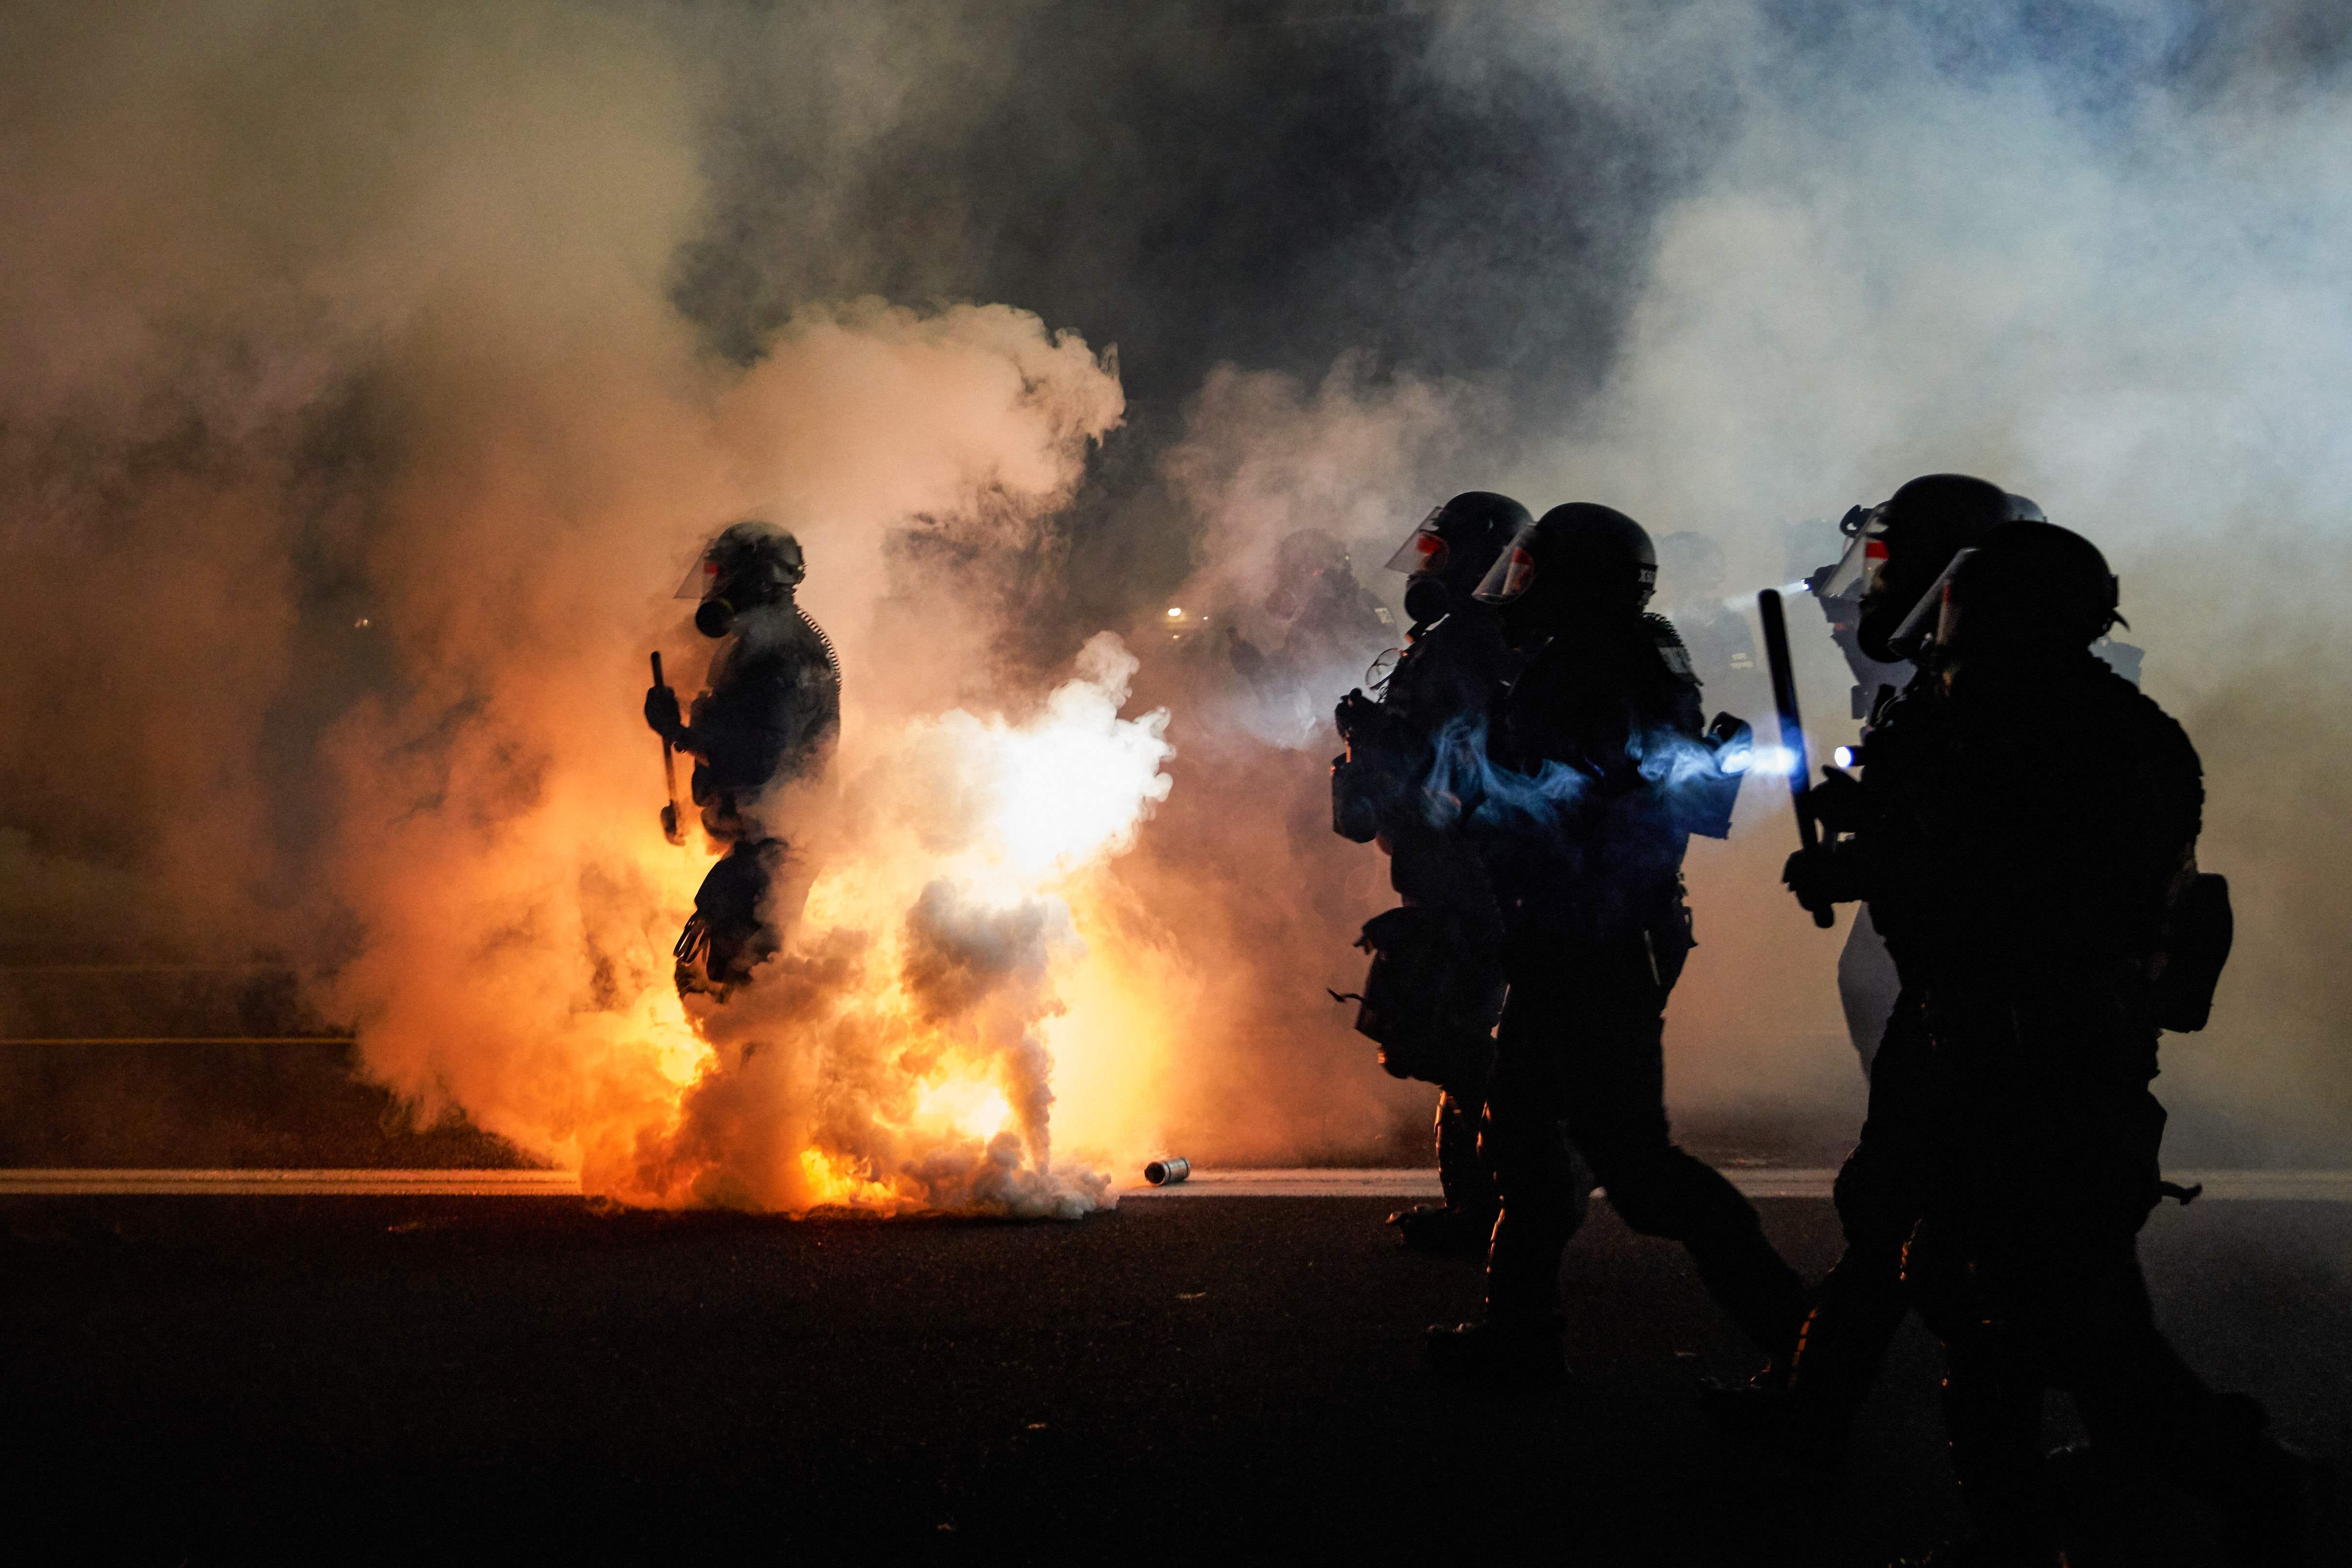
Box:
[1423,1317,1568,1388]
[2203,1395,2332,1568]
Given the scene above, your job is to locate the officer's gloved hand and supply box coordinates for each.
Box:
[644,683,684,743]
[1783,845,1862,916]
[1807,766,1864,834]
[1334,687,1373,741]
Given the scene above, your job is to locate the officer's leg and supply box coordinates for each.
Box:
[675,838,785,998]
[1434,1085,1482,1209]
[1425,968,1575,1382]
[1907,1220,2062,1562]
[1782,995,1937,1436]
[1390,1082,1497,1255]
[2033,1239,2322,1563]
[1563,976,1806,1364]
[1480,980,1578,1328]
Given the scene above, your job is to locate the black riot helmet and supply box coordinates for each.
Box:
[1473,502,1656,640]
[678,519,806,638]
[1847,474,2013,663]
[1382,491,1534,627]
[1935,520,2123,664]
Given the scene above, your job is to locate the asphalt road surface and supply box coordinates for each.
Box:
[2,1194,2344,1566]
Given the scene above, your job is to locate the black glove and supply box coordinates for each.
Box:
[1783,845,1863,916]
[1334,687,1376,742]
[644,683,684,743]
[1806,766,1865,834]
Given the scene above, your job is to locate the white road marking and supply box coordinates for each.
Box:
[1115,1168,2352,1202]
[0,1168,578,1196]
[2,1168,2347,1201]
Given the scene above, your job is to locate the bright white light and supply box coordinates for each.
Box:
[914,1078,1015,1140]
[896,634,1174,890]
[1832,745,1858,769]
[1747,744,1800,777]
[989,645,1175,880]
[1167,606,1183,618]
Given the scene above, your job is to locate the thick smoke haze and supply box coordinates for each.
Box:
[4,1,2347,1197]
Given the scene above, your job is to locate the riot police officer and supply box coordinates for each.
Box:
[645,520,841,998]
[1335,491,1530,1254]
[1424,503,1794,1385]
[1744,481,2143,1464]
[1786,522,2317,1564]
[1726,475,2026,1452]
[1804,482,2147,1078]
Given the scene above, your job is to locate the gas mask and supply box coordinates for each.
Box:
[1383,509,1457,627]
[693,587,741,639]
[677,521,805,639]
[1402,574,1452,627]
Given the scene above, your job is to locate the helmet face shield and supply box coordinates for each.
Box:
[1815,504,1890,603]
[1472,524,1540,605]
[1382,508,1450,576]
[676,551,725,601]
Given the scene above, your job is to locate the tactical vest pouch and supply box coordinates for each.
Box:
[1329,695,1427,844]
[1331,753,1383,843]
[2149,872,2232,1033]
[1341,905,1503,1085]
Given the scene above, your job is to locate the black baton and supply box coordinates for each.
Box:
[652,651,686,846]
[1758,589,1833,928]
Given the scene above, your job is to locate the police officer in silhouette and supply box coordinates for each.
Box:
[645,521,840,998]
[1785,521,2318,1565]
[1333,492,1530,1254]
[1423,503,1792,1385]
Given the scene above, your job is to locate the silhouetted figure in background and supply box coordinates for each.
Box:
[1229,528,1396,694]
[1332,491,1530,1255]
[646,521,840,999]
[1655,529,1767,720]
[1785,521,2319,1566]
[1422,503,1789,1386]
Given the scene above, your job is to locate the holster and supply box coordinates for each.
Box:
[1330,692,1431,843]
[1341,905,1504,1085]
[2147,872,2232,1033]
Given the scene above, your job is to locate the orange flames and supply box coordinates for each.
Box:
[568,632,1177,1216]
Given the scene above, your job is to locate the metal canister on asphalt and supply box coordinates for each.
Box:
[1143,1156,1191,1186]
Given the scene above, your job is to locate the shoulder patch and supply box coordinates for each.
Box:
[1646,614,1696,683]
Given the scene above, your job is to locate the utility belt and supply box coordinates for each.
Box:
[1921,982,2159,1091]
